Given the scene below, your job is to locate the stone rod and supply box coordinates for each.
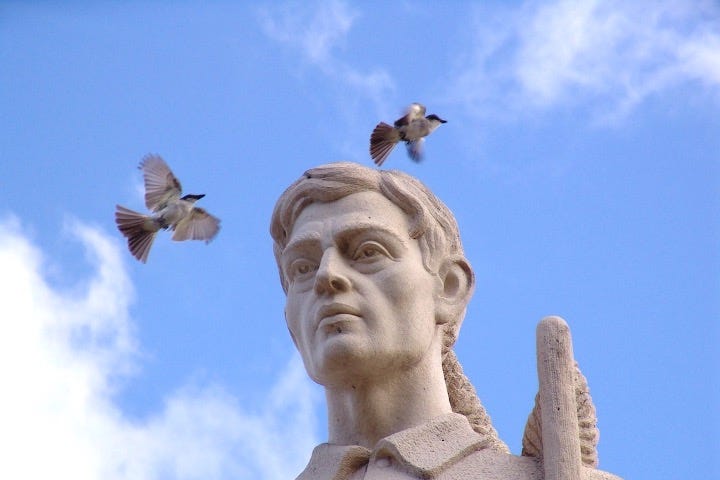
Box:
[537,316,582,480]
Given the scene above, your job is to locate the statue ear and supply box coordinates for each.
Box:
[435,255,475,325]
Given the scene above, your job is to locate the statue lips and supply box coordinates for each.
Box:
[316,303,362,335]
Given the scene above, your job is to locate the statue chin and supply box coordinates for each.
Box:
[312,344,430,390]
[305,337,367,382]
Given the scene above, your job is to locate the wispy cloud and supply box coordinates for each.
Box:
[0,216,319,479]
[258,0,395,115]
[449,0,720,122]
[259,0,355,65]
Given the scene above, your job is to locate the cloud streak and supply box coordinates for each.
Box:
[449,0,720,121]
[260,0,355,65]
[0,216,319,479]
[258,0,395,115]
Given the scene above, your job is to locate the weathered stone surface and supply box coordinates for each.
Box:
[270,162,622,479]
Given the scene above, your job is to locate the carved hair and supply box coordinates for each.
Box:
[270,162,507,451]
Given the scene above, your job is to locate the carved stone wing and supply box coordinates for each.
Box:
[520,316,609,480]
[521,361,599,468]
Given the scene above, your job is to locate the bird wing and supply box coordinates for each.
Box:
[171,207,221,242]
[405,137,425,162]
[394,102,426,128]
[407,102,426,118]
[140,154,183,212]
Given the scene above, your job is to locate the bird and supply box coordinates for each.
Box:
[369,102,447,166]
[115,154,220,263]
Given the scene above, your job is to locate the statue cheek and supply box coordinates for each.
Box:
[284,303,303,341]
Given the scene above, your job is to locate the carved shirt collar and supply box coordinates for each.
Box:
[296,413,493,479]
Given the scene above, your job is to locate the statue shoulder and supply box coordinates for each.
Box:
[441,449,622,480]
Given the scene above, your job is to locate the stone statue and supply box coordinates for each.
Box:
[270,162,622,480]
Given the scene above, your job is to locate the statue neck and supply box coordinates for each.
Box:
[324,346,452,449]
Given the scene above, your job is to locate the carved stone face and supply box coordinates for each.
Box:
[281,191,441,386]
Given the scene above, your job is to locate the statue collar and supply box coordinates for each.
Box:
[297,412,492,479]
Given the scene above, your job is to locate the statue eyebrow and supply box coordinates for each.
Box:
[283,231,321,257]
[332,222,408,249]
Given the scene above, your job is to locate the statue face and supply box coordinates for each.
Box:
[281,191,441,386]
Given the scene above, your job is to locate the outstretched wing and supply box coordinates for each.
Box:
[140,154,182,212]
[394,102,426,127]
[172,207,221,242]
[405,137,425,162]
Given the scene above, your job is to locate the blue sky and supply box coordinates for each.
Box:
[1,1,718,478]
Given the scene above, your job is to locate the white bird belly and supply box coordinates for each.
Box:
[158,202,191,226]
[403,119,430,140]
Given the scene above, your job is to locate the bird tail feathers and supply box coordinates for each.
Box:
[115,205,159,263]
[370,122,400,166]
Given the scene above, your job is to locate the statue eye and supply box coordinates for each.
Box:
[361,246,379,258]
[288,259,317,280]
[297,263,312,274]
[353,242,390,262]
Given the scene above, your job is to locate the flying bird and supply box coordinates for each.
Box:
[115,154,220,263]
[369,102,447,166]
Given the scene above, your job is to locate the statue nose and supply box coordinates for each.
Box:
[314,248,351,294]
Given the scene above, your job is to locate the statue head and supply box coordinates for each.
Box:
[270,161,507,451]
[271,162,474,355]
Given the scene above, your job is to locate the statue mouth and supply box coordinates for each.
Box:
[316,303,362,333]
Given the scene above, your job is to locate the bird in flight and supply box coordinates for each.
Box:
[115,154,220,263]
[369,102,447,166]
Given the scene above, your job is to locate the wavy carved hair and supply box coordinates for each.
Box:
[270,162,507,451]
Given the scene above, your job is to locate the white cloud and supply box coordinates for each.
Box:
[259,0,355,65]
[259,0,395,115]
[450,0,720,121]
[0,216,319,480]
